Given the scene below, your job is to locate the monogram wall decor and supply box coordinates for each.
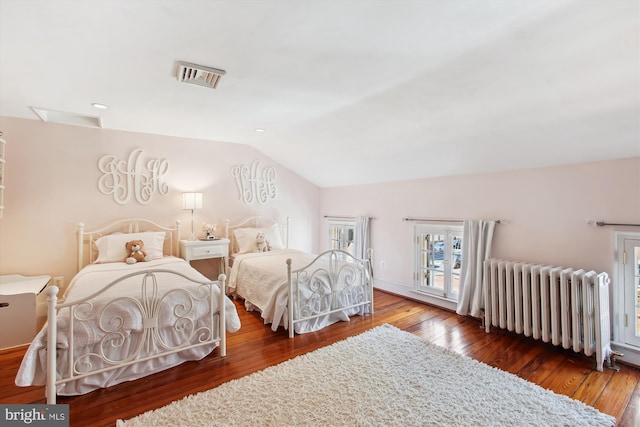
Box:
[98,148,169,205]
[231,160,278,205]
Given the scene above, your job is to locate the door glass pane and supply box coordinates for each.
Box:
[633,246,640,337]
[329,227,340,250]
[419,233,444,290]
[451,233,462,295]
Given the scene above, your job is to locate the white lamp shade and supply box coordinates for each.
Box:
[183,192,203,210]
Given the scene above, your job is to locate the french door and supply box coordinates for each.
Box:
[414,225,462,300]
[621,237,640,348]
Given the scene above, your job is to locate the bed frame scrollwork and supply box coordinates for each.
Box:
[286,249,374,338]
[45,219,227,404]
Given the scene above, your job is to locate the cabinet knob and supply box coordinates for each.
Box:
[0,302,9,308]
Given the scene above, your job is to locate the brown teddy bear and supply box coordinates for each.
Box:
[124,240,151,264]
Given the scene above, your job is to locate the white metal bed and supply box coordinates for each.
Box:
[225,217,373,337]
[15,219,240,403]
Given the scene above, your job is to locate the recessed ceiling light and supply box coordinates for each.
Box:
[92,103,109,109]
[255,128,265,132]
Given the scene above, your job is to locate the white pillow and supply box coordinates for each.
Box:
[94,231,166,263]
[233,224,284,254]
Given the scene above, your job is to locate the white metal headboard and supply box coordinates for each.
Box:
[224,216,290,254]
[77,219,181,271]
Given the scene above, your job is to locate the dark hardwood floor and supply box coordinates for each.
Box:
[1,289,639,426]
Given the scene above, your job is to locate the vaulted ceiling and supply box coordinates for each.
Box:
[1,0,638,187]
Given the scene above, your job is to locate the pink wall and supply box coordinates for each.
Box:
[2,115,638,305]
[0,117,320,290]
[320,158,640,300]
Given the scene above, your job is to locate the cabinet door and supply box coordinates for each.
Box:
[0,293,36,349]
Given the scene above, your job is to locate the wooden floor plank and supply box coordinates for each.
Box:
[539,357,594,397]
[593,367,639,422]
[572,369,616,406]
[1,289,638,426]
[618,385,640,427]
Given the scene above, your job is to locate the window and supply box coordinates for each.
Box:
[414,224,462,300]
[328,220,355,254]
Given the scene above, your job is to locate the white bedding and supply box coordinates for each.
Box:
[16,257,241,395]
[228,249,369,334]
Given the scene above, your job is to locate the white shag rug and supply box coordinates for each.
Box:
[117,324,615,427]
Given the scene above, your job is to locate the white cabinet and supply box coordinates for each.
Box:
[0,275,51,349]
[180,238,230,278]
[180,238,229,262]
[0,134,5,218]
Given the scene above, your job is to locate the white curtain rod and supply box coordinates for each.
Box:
[402,217,505,224]
[589,220,640,227]
[324,215,376,220]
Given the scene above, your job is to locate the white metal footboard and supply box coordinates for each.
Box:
[286,250,373,338]
[45,270,227,404]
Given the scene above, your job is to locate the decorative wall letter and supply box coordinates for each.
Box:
[231,160,278,205]
[98,148,169,205]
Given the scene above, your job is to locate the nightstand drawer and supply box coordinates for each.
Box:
[180,239,230,264]
[190,245,225,259]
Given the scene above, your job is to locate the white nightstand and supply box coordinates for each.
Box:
[0,274,51,349]
[180,238,230,276]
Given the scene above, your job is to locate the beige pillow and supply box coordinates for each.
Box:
[94,231,166,263]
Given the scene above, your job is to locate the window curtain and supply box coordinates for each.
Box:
[353,216,371,260]
[456,219,496,318]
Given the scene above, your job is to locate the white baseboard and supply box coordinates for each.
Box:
[374,279,458,312]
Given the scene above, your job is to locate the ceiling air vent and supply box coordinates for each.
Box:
[176,61,226,89]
